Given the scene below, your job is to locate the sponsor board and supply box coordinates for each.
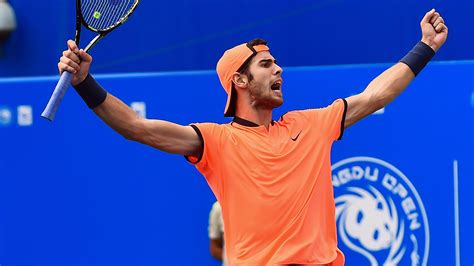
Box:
[332,157,429,266]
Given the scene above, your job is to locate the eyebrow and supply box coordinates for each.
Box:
[259,58,277,64]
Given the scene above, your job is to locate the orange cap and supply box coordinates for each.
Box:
[216,42,269,117]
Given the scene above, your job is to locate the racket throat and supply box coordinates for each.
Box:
[84,34,105,52]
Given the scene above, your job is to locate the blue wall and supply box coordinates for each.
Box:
[0,62,472,265]
[0,1,473,264]
[1,0,473,77]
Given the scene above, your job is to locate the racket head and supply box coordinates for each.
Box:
[78,0,140,34]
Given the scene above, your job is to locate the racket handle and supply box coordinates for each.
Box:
[41,71,73,121]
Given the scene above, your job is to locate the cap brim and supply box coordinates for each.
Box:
[223,84,234,117]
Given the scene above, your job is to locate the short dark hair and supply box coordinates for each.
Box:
[237,38,268,80]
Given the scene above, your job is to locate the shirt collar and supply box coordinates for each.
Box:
[232,116,274,127]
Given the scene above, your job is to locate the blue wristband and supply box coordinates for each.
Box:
[73,74,108,109]
[400,41,435,76]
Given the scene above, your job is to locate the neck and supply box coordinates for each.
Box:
[234,108,273,129]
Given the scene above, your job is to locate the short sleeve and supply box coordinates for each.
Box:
[184,122,223,168]
[208,202,223,239]
[311,98,348,141]
[184,122,226,199]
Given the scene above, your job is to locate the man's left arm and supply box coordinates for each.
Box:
[344,9,448,128]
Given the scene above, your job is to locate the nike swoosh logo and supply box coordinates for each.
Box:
[291,131,302,141]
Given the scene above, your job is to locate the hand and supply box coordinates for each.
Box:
[420,9,448,52]
[58,40,93,86]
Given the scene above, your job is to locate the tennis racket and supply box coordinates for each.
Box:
[42,0,140,121]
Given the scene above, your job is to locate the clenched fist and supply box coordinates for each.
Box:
[58,40,93,86]
[421,9,448,52]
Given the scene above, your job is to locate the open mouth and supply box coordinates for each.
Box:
[271,80,282,91]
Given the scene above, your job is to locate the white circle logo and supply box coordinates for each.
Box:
[332,157,430,266]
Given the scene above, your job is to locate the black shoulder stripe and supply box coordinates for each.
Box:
[184,124,204,164]
[338,98,348,140]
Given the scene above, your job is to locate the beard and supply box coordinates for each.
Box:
[249,85,283,110]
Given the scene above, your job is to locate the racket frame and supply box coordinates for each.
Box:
[41,0,140,121]
[77,0,140,52]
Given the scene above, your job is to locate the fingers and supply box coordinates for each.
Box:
[433,16,444,28]
[433,16,447,33]
[60,40,80,74]
[59,44,81,73]
[421,8,436,24]
[431,13,447,33]
[420,9,448,52]
[62,49,81,64]
[421,9,447,33]
[59,41,93,78]
[436,23,448,33]
[58,59,79,74]
[59,49,80,74]
[78,49,92,63]
[59,38,93,74]
[67,40,79,53]
[429,12,440,24]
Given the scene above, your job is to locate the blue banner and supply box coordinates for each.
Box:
[0,61,472,265]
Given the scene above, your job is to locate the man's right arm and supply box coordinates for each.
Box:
[94,94,202,155]
[59,40,202,157]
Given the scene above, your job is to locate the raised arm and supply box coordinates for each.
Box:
[344,9,448,128]
[58,40,202,156]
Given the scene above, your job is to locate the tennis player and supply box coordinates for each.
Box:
[58,9,447,266]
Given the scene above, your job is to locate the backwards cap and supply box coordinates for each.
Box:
[216,42,269,117]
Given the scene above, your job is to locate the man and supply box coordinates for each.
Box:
[209,201,226,265]
[57,9,447,266]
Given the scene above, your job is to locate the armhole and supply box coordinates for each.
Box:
[185,124,204,164]
[337,98,348,140]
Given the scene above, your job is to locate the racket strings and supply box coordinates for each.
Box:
[81,0,136,31]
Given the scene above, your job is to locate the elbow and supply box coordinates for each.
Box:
[373,97,386,112]
[370,92,389,112]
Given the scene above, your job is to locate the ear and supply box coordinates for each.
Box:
[232,72,248,89]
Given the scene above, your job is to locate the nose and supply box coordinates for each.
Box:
[274,63,283,75]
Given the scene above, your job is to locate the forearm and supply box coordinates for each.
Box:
[345,44,434,128]
[73,74,141,140]
[73,75,202,155]
[363,62,415,110]
[363,39,436,110]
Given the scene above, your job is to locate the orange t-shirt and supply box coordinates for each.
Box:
[188,99,347,265]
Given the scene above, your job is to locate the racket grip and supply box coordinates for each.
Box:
[41,71,73,121]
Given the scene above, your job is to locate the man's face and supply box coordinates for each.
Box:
[246,51,284,110]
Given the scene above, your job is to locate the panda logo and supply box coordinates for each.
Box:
[332,157,429,266]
